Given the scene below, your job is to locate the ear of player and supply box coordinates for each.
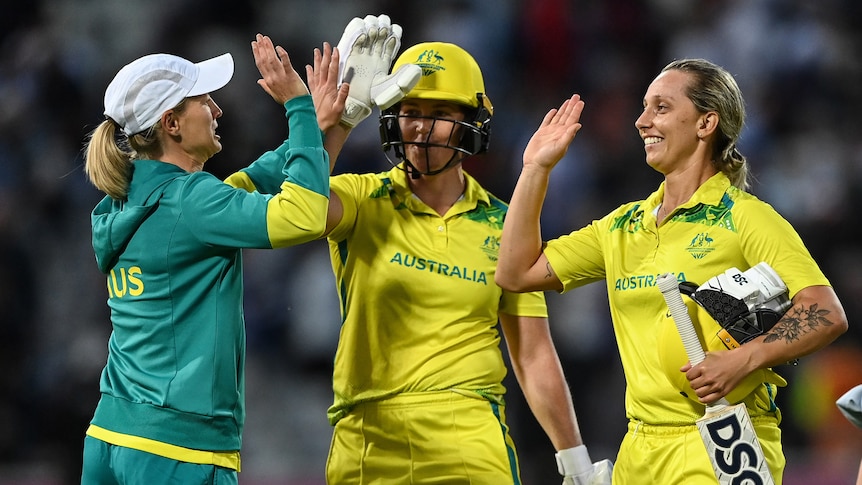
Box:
[335,14,422,127]
[555,445,613,485]
[681,262,791,349]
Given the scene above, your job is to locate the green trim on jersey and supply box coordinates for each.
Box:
[326,164,547,425]
[545,172,829,425]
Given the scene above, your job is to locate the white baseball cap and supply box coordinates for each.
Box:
[104,52,235,136]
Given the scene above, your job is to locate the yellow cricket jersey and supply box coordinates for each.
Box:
[326,164,547,425]
[544,172,830,426]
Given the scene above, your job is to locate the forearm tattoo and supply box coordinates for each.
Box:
[764,303,833,344]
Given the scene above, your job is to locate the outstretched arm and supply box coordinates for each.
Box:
[307,43,351,173]
[315,14,417,238]
[496,94,585,293]
[224,35,315,193]
[248,34,330,246]
[306,43,349,238]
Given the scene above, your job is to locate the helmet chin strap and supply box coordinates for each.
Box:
[401,150,466,179]
[380,108,484,176]
[396,126,467,178]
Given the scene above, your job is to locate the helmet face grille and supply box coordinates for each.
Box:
[382,42,493,176]
[379,110,491,176]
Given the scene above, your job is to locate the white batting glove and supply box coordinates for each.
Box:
[556,445,614,485]
[684,262,791,347]
[697,262,788,313]
[336,14,420,127]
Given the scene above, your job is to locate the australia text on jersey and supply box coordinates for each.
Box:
[615,272,687,292]
[389,251,488,285]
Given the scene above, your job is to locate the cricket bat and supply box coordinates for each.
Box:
[656,273,775,485]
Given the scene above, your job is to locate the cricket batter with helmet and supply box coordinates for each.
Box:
[495,56,848,484]
[300,14,612,484]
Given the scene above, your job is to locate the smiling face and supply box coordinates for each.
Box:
[635,69,708,174]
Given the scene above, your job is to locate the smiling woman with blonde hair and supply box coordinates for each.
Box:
[496,58,848,484]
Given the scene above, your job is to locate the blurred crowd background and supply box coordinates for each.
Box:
[1,0,861,483]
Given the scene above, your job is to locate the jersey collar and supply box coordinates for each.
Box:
[387,163,491,214]
[648,172,732,216]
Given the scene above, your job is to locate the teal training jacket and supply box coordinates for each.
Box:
[88,95,328,451]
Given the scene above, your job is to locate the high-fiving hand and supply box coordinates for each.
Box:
[251,33,309,105]
[336,14,420,127]
[307,42,350,132]
[522,94,585,171]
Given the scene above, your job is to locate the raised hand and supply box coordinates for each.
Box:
[522,94,585,171]
[336,14,419,127]
[307,42,350,132]
[251,33,309,105]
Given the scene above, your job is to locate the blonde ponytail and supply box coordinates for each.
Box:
[84,120,134,200]
[718,144,749,191]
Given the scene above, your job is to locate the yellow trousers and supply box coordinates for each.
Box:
[614,415,784,484]
[326,390,521,484]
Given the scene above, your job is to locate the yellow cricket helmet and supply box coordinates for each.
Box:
[657,298,788,405]
[392,41,493,114]
[380,42,493,175]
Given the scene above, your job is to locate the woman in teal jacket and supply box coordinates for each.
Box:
[80,36,346,484]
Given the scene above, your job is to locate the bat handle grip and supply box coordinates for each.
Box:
[658,273,732,407]
[657,273,706,366]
